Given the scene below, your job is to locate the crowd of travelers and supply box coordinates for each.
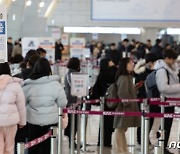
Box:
[0,37,179,154]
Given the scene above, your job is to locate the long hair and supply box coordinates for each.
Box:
[30,58,52,80]
[0,62,11,75]
[99,58,110,72]
[115,58,132,81]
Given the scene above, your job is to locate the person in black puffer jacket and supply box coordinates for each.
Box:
[91,58,117,147]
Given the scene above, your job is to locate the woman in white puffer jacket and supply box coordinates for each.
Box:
[0,63,26,154]
[23,58,67,154]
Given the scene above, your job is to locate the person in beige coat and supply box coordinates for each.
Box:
[113,58,141,154]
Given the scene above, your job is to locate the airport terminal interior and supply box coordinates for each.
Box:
[0,0,180,154]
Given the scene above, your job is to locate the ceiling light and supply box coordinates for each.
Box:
[52,19,55,24]
[12,14,16,21]
[64,27,141,34]
[167,28,180,35]
[26,0,32,6]
[39,1,45,8]
[12,0,16,2]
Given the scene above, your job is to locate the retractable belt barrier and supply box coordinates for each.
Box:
[17,97,180,154]
[63,109,180,118]
[81,97,180,107]
[25,130,52,149]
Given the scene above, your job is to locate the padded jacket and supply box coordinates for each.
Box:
[0,75,26,127]
[23,75,67,126]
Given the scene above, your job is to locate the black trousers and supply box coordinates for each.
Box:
[98,103,114,146]
[28,123,57,154]
[64,114,78,145]
[137,105,174,148]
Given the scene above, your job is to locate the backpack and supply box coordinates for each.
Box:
[106,83,118,109]
[145,68,169,98]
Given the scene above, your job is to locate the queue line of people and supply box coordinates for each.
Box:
[0,48,68,154]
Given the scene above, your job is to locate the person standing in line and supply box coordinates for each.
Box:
[55,39,64,61]
[113,58,140,154]
[151,39,163,59]
[23,58,67,154]
[37,48,47,58]
[11,38,22,57]
[117,39,129,56]
[154,49,180,154]
[146,39,152,51]
[64,57,81,148]
[90,58,117,147]
[134,53,157,147]
[105,43,122,66]
[7,37,14,61]
[0,62,26,154]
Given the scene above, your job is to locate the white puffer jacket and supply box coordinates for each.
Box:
[154,60,180,99]
[23,75,67,126]
[0,75,26,127]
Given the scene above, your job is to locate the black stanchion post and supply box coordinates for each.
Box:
[17,143,25,154]
[159,96,165,154]
[77,104,81,154]
[141,100,145,154]
[144,99,150,154]
[58,108,63,154]
[50,126,58,154]
[100,97,105,154]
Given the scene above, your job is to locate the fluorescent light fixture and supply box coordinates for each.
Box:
[39,1,45,8]
[26,0,31,6]
[44,0,60,18]
[12,14,16,21]
[52,19,55,24]
[167,28,180,35]
[64,27,141,34]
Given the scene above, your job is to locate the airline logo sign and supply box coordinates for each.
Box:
[0,5,7,63]
[0,21,5,34]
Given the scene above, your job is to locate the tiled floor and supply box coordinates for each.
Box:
[63,106,180,154]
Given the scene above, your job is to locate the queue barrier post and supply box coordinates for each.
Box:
[159,96,165,154]
[144,99,150,154]
[50,126,58,154]
[154,145,161,154]
[58,108,63,154]
[100,97,105,154]
[70,113,75,154]
[82,98,87,152]
[77,104,82,154]
[141,101,145,154]
[17,143,25,154]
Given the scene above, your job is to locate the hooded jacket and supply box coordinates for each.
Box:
[154,60,180,99]
[0,75,26,127]
[23,75,67,126]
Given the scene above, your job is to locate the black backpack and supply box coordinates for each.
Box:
[145,68,170,98]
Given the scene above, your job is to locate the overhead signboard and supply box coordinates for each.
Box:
[0,5,7,63]
[70,38,86,59]
[92,0,180,22]
[22,37,55,63]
